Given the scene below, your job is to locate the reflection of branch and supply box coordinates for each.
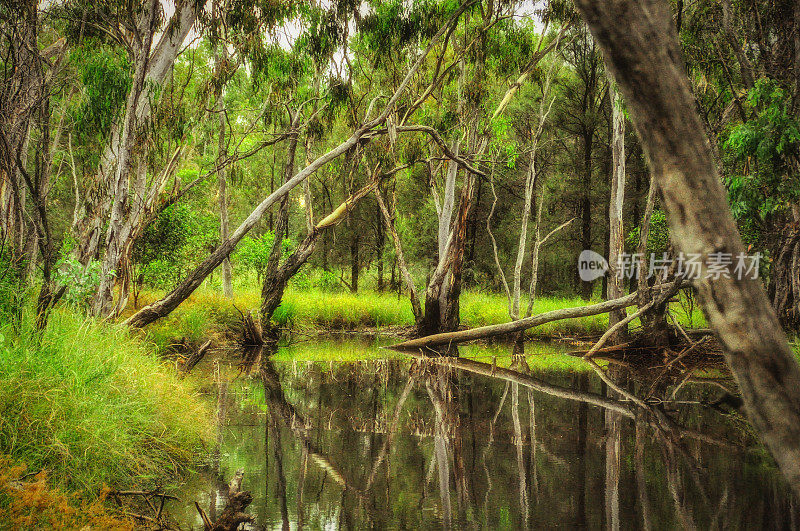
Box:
[259,361,373,505]
[411,353,743,453]
[411,354,634,417]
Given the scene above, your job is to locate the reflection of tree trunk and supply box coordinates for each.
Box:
[527,389,538,502]
[481,382,509,528]
[365,377,415,491]
[210,380,228,522]
[296,447,308,529]
[575,374,589,529]
[269,415,291,531]
[259,359,370,504]
[604,406,622,531]
[634,421,652,531]
[660,440,696,530]
[512,383,530,529]
[425,366,461,529]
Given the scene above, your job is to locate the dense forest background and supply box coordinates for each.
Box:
[1,0,798,333]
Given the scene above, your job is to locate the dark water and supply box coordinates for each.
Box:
[173,345,798,530]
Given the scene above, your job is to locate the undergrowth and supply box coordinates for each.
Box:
[0,307,213,494]
[0,456,132,529]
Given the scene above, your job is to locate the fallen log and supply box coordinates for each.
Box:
[389,282,686,351]
[180,339,212,375]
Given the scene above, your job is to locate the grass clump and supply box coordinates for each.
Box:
[0,307,213,493]
[282,289,414,329]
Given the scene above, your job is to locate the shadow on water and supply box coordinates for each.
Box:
[174,341,799,530]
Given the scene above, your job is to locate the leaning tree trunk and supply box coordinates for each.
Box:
[573,0,800,496]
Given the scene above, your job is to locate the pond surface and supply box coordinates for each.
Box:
[172,340,797,530]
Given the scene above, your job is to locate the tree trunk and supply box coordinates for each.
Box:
[350,232,359,293]
[607,83,627,338]
[580,130,594,299]
[376,201,384,291]
[215,36,233,298]
[573,0,800,496]
[375,188,422,324]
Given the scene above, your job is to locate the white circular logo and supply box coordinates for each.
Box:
[578,250,608,282]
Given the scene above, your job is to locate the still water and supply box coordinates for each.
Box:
[172,341,797,530]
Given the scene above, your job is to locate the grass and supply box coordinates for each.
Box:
[0,306,214,494]
[129,284,707,352]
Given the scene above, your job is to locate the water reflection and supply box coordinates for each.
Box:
[178,346,798,530]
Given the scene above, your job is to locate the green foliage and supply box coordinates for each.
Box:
[0,305,212,492]
[54,257,108,309]
[134,203,218,289]
[0,246,27,325]
[626,209,670,255]
[69,43,131,142]
[234,232,293,279]
[723,79,800,222]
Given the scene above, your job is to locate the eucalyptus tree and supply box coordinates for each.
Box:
[126,0,481,328]
[573,0,800,498]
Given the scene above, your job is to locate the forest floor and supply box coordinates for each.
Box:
[127,286,709,353]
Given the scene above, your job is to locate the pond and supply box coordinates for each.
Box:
[171,339,797,529]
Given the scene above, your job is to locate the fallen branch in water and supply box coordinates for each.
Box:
[389,281,688,351]
[584,280,684,358]
[180,340,212,375]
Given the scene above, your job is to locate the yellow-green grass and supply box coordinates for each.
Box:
[129,286,707,351]
[0,307,213,493]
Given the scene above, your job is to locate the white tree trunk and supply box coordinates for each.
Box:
[608,83,626,331]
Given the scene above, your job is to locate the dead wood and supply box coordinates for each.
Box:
[196,468,254,531]
[180,340,212,375]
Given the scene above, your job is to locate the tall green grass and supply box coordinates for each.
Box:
[0,308,213,492]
